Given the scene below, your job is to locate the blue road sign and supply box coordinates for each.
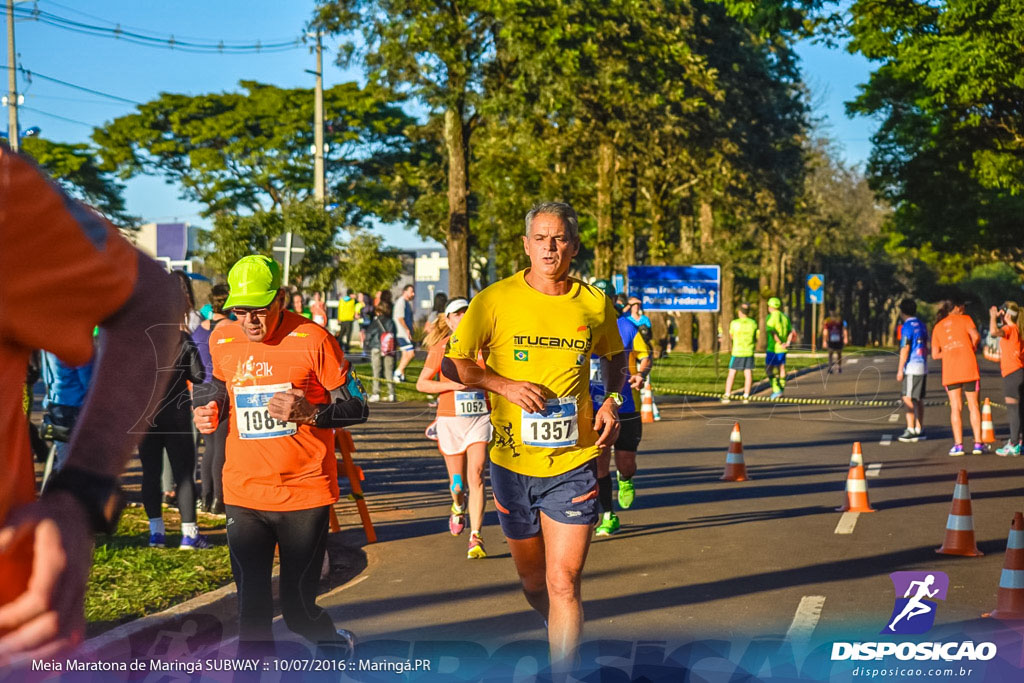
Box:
[627,265,721,312]
[806,273,825,304]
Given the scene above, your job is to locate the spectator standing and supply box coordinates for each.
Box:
[337,290,357,352]
[989,302,1024,456]
[357,292,374,350]
[393,284,416,383]
[171,270,202,333]
[192,284,231,513]
[139,329,209,549]
[309,292,328,328]
[932,296,985,456]
[366,301,398,402]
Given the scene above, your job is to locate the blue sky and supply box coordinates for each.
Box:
[4,1,877,249]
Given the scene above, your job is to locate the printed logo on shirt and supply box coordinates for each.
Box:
[217,338,235,344]
[232,356,274,385]
[289,332,309,338]
[514,349,529,362]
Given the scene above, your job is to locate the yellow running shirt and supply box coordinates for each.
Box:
[447,270,623,477]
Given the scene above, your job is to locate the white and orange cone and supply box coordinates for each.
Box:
[936,469,983,556]
[837,442,875,512]
[641,383,655,424]
[721,423,749,482]
[981,398,996,444]
[984,512,1024,619]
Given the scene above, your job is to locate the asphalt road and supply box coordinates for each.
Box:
[267,350,1024,679]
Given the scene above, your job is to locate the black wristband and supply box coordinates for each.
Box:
[43,466,125,536]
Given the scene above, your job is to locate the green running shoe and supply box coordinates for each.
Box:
[594,512,620,536]
[617,474,635,509]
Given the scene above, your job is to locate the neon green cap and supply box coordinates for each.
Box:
[768,297,782,309]
[224,255,282,309]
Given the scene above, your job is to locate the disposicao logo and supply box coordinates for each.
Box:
[831,570,997,663]
[883,571,948,635]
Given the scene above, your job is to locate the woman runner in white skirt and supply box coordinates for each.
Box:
[416,298,492,558]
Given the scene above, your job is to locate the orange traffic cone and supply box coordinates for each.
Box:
[641,384,655,424]
[936,469,983,557]
[981,399,996,443]
[848,441,864,468]
[983,512,1024,619]
[837,442,875,512]
[720,422,749,481]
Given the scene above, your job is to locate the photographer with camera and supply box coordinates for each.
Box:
[39,350,94,476]
[989,302,1024,456]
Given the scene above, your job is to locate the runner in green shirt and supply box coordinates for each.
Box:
[723,303,758,402]
[765,297,797,398]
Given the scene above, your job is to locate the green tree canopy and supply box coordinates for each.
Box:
[93,80,415,224]
[846,0,1024,265]
[19,136,136,227]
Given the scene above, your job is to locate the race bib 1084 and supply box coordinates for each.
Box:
[521,397,579,448]
[234,383,297,440]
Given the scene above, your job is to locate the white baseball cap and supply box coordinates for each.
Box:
[444,298,470,315]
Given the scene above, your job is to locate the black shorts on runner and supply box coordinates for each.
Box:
[1002,368,1024,402]
[902,374,927,401]
[827,342,844,351]
[615,411,643,452]
[490,459,599,539]
[945,380,978,393]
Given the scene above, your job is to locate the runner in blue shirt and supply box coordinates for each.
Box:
[591,282,652,536]
[897,298,929,442]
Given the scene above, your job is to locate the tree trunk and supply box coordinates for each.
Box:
[444,108,470,297]
[756,232,771,352]
[695,199,714,352]
[677,312,693,353]
[619,163,637,271]
[720,264,734,354]
[595,139,615,279]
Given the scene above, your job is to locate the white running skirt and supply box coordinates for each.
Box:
[436,414,493,456]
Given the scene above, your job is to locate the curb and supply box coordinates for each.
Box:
[79,532,368,662]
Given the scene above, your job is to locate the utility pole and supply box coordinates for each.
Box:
[286,31,325,286]
[6,0,19,151]
[313,30,325,204]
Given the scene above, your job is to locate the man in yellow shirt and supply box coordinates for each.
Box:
[336,289,357,352]
[446,202,625,671]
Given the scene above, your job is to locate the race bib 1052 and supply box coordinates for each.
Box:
[454,390,488,417]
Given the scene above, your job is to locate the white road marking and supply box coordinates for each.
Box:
[786,596,827,644]
[880,434,892,446]
[873,357,886,363]
[888,413,900,423]
[847,359,859,365]
[835,511,859,534]
[866,463,882,478]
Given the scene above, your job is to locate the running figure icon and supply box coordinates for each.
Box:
[888,574,939,631]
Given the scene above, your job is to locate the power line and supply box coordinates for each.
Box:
[19,105,95,128]
[0,65,141,104]
[38,0,299,46]
[12,6,303,54]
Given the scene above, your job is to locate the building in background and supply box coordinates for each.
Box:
[412,248,449,319]
[134,222,202,272]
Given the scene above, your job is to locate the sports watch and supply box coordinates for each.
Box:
[605,392,625,407]
[43,466,126,536]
